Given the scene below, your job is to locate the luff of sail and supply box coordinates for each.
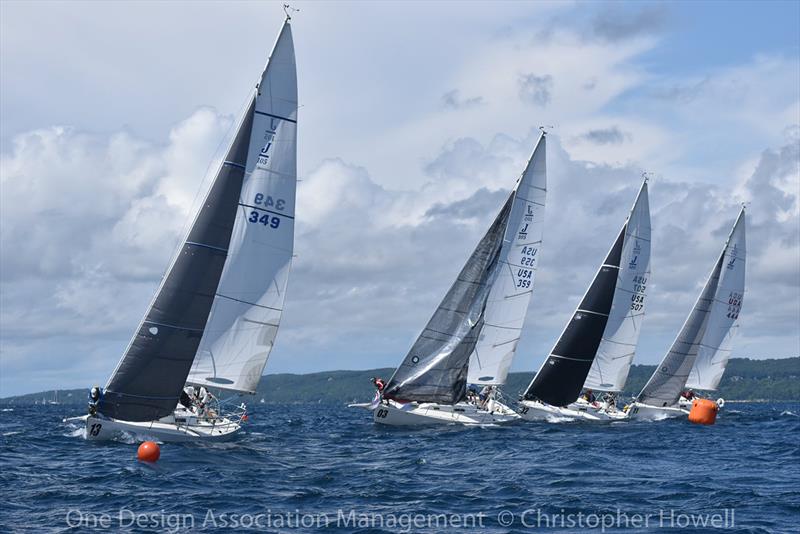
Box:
[98,100,256,422]
[523,183,647,406]
[467,134,547,386]
[639,208,746,405]
[187,20,297,394]
[685,209,745,390]
[383,196,513,405]
[583,181,651,392]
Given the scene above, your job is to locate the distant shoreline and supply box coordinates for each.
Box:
[2,357,798,405]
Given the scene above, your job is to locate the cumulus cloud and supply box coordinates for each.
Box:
[2,110,796,397]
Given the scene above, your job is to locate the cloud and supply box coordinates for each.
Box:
[441,89,485,110]
[590,5,668,42]
[1,113,798,397]
[580,126,629,145]
[517,74,553,106]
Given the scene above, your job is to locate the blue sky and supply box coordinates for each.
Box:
[1,1,798,396]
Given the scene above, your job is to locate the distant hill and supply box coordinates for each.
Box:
[2,358,797,406]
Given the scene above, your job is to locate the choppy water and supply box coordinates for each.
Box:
[1,402,798,533]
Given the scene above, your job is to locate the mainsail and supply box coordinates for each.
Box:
[639,207,746,405]
[382,197,513,404]
[99,19,296,421]
[467,134,547,385]
[522,182,648,406]
[187,21,297,394]
[583,181,651,391]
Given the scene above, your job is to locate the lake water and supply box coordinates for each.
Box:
[1,402,798,533]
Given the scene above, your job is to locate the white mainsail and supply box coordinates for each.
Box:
[685,208,746,390]
[467,134,547,385]
[583,180,651,391]
[187,20,297,394]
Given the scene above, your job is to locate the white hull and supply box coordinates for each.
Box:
[517,399,624,421]
[79,408,243,442]
[624,402,689,421]
[368,399,519,427]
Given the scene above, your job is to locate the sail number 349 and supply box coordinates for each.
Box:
[248,193,286,229]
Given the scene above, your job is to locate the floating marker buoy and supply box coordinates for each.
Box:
[137,441,160,462]
[688,398,718,425]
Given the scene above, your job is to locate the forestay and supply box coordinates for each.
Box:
[637,208,745,405]
[187,21,298,394]
[583,181,651,392]
[685,208,746,391]
[382,197,513,405]
[467,134,547,386]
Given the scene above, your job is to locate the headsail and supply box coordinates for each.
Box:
[523,183,647,406]
[637,207,746,405]
[382,196,513,404]
[467,134,547,386]
[583,181,651,391]
[187,20,298,394]
[99,102,255,422]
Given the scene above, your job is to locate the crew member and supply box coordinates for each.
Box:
[371,377,386,392]
[582,389,596,404]
[87,386,103,416]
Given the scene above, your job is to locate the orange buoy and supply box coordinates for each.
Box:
[137,441,160,462]
[688,398,718,425]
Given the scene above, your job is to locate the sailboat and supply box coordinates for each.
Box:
[626,206,746,420]
[353,132,547,426]
[518,179,650,421]
[68,16,298,442]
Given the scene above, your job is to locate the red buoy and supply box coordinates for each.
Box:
[137,441,160,462]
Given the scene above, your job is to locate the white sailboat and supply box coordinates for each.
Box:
[518,179,650,421]
[354,132,547,426]
[626,206,746,421]
[68,16,298,442]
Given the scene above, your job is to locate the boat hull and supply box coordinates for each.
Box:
[624,402,688,421]
[81,412,242,442]
[371,399,519,426]
[517,399,626,421]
